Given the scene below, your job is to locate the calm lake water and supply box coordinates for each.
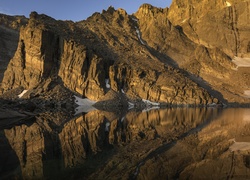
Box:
[1,108,250,179]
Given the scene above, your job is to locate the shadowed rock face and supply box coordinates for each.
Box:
[0,14,27,84]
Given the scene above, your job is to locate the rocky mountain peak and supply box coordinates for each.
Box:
[0,13,27,30]
[135,3,167,18]
[168,0,244,25]
[167,0,250,57]
[103,6,116,14]
[1,1,250,106]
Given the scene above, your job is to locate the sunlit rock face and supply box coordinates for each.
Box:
[58,40,107,100]
[0,12,108,100]
[134,2,250,104]
[168,0,241,25]
[1,13,61,92]
[109,63,214,104]
[1,1,250,104]
[0,10,217,105]
[168,0,250,58]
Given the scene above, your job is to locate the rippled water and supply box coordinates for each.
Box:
[1,108,250,179]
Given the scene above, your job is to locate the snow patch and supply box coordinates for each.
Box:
[232,57,250,67]
[132,17,138,22]
[142,99,160,106]
[121,117,125,122]
[244,90,250,98]
[207,102,217,107]
[74,95,96,106]
[121,89,125,94]
[226,1,232,6]
[230,142,250,151]
[105,122,110,132]
[105,79,110,89]
[18,90,28,98]
[74,95,96,115]
[135,26,145,45]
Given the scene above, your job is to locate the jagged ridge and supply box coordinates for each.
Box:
[0,0,250,106]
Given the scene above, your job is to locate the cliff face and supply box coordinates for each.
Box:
[133,2,250,103]
[167,0,250,103]
[0,14,27,83]
[1,12,109,100]
[0,9,216,105]
[1,1,250,104]
[168,0,250,57]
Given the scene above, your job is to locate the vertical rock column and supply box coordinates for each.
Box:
[1,17,60,92]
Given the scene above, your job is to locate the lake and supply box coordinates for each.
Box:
[1,108,250,179]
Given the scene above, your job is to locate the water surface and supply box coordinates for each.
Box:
[1,108,250,179]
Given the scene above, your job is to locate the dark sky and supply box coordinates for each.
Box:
[0,0,172,21]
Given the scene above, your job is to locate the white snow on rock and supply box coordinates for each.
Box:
[232,57,250,67]
[244,90,250,98]
[135,26,145,45]
[74,95,96,106]
[74,95,96,115]
[207,102,217,107]
[230,142,250,151]
[105,122,110,132]
[226,1,232,6]
[121,117,125,122]
[132,17,138,22]
[121,89,125,94]
[18,90,28,98]
[105,79,111,89]
[142,99,160,106]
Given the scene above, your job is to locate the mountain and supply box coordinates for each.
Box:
[0,14,28,83]
[0,0,250,107]
[168,0,250,57]
[167,0,250,103]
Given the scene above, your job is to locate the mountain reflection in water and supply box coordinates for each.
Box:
[1,108,250,179]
